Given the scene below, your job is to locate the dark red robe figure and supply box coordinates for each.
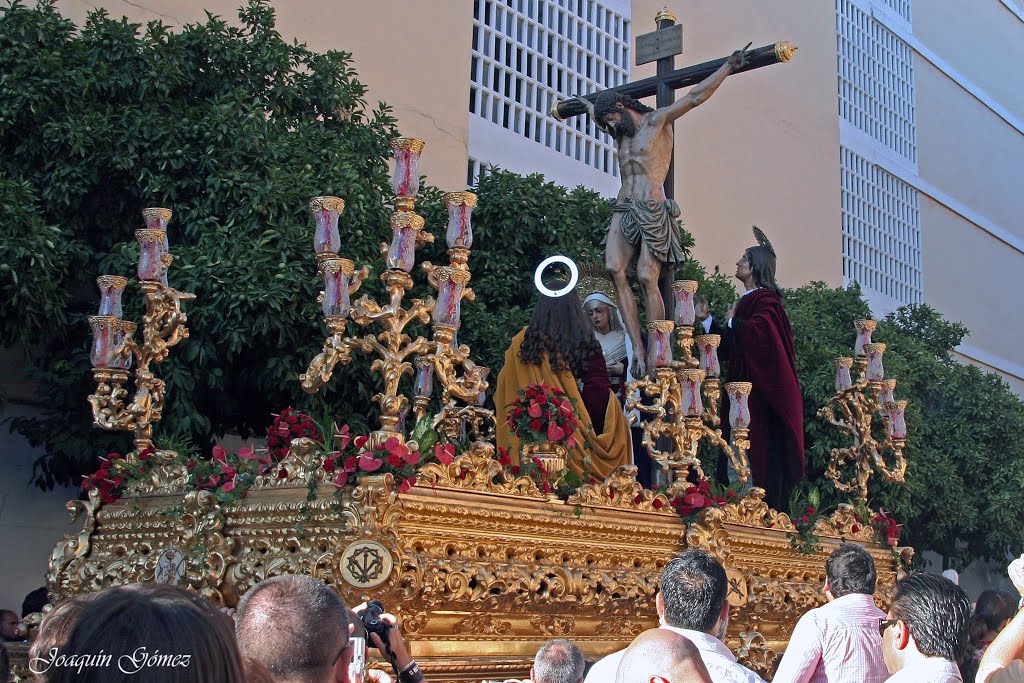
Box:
[579,351,612,435]
[721,288,805,509]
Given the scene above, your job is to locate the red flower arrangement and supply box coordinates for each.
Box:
[82,444,274,505]
[324,435,457,495]
[505,383,580,448]
[82,450,140,504]
[872,508,902,546]
[666,478,729,520]
[266,407,323,461]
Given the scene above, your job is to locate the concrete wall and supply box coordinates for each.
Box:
[632,0,843,289]
[0,405,78,616]
[913,3,1024,390]
[58,0,472,191]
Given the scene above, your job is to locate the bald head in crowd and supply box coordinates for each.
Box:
[615,629,713,683]
[235,575,349,683]
[533,638,586,683]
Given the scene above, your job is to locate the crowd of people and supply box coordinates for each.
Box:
[2,549,1024,682]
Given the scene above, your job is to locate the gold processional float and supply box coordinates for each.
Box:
[32,139,914,682]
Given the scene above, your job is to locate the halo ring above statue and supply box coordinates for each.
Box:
[533,255,579,298]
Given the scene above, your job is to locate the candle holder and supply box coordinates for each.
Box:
[444,192,477,250]
[724,382,753,479]
[853,319,877,358]
[833,357,854,393]
[392,138,425,198]
[301,139,490,450]
[864,343,886,382]
[695,334,721,378]
[625,283,751,491]
[96,276,128,318]
[670,281,699,368]
[310,196,345,258]
[818,328,908,500]
[647,320,675,369]
[87,208,195,454]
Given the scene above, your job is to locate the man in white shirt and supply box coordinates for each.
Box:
[774,543,889,683]
[881,572,970,683]
[585,549,765,683]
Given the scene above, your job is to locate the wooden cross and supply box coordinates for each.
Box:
[551,9,796,200]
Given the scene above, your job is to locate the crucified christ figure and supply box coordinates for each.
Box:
[572,43,750,377]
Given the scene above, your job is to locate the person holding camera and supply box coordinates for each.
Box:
[235,575,424,683]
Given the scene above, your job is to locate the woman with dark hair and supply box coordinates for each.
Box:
[39,584,245,683]
[495,280,631,478]
[721,228,805,509]
[961,590,1019,681]
[29,592,99,678]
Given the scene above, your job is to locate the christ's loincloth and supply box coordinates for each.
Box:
[609,198,685,269]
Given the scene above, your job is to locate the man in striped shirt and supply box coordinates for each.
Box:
[773,543,890,683]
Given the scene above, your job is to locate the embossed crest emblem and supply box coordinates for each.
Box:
[339,540,393,588]
[154,545,185,585]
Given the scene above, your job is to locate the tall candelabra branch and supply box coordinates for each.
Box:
[86,208,194,455]
[818,324,908,500]
[625,309,751,490]
[300,141,492,448]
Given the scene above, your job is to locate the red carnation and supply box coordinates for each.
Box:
[653,498,664,510]
[386,453,403,468]
[529,419,543,431]
[497,448,512,466]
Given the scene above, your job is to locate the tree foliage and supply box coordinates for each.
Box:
[3,1,1023,566]
[0,0,399,486]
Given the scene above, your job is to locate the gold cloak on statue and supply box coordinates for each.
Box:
[495,328,631,479]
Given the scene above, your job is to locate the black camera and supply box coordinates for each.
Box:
[359,600,392,641]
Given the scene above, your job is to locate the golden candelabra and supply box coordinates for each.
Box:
[87,208,195,455]
[300,139,491,448]
[625,283,751,495]
[818,320,908,500]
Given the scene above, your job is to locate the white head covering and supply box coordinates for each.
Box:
[583,293,633,367]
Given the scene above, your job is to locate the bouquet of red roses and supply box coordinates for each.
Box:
[505,383,580,447]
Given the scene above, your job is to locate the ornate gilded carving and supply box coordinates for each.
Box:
[47,489,102,602]
[455,614,514,636]
[567,465,673,513]
[416,442,544,498]
[815,503,875,542]
[529,614,576,636]
[718,487,795,530]
[595,619,646,637]
[734,631,780,680]
[254,438,331,488]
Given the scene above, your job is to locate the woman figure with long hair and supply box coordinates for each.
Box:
[496,280,631,479]
[721,228,805,509]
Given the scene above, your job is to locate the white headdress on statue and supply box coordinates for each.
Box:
[578,263,633,368]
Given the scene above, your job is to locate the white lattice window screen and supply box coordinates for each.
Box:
[840,146,922,305]
[877,0,911,21]
[836,0,916,162]
[471,0,629,175]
